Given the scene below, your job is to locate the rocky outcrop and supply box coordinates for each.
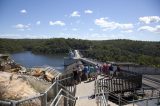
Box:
[0,72,40,101]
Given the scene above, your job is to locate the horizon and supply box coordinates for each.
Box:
[1,37,160,42]
[0,0,160,41]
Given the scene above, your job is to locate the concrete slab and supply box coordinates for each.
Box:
[75,80,97,106]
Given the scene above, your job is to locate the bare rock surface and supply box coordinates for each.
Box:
[0,72,39,100]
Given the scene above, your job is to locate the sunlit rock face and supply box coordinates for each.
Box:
[0,72,41,105]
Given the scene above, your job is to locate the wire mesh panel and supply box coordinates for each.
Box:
[0,72,76,106]
[44,82,58,106]
[15,95,43,106]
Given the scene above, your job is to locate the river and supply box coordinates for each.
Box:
[11,51,66,72]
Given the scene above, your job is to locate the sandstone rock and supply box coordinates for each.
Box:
[0,72,41,105]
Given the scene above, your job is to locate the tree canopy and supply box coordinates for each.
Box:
[0,38,159,67]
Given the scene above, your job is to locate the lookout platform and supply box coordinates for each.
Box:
[75,80,97,106]
[75,76,118,106]
[1,50,159,106]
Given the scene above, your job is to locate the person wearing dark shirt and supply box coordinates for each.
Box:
[73,68,78,84]
[116,65,121,77]
[109,64,114,78]
[83,65,89,80]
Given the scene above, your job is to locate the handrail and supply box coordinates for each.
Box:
[16,94,43,103]
[50,89,63,106]
[45,81,56,93]
[50,88,76,106]
[62,95,76,102]
[109,92,128,104]
[54,94,76,106]
[0,100,11,105]
[57,83,76,99]
[128,96,160,103]
[0,71,76,106]
[58,76,72,81]
[96,78,129,105]
[61,88,76,99]
[54,95,63,106]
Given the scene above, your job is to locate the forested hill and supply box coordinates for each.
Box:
[0,38,160,67]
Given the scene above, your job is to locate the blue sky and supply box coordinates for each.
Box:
[0,0,160,41]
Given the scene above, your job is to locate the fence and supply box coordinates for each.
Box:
[0,73,76,106]
[95,71,160,106]
[97,70,142,93]
[121,65,160,75]
[95,79,128,106]
[127,95,160,106]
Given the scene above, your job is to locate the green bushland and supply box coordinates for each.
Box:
[0,38,160,67]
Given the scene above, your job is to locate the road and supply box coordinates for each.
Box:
[142,75,160,89]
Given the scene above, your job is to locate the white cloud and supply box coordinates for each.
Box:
[139,16,160,24]
[0,34,49,39]
[121,30,133,33]
[89,28,94,31]
[95,18,133,30]
[138,25,160,33]
[49,21,65,26]
[13,24,30,31]
[70,11,80,17]
[84,10,93,14]
[20,9,27,14]
[36,21,41,25]
[72,28,78,31]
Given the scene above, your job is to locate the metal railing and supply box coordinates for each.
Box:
[127,96,160,106]
[95,80,108,106]
[0,73,76,106]
[96,80,129,106]
[95,79,128,106]
[100,90,108,106]
[50,88,76,106]
[95,76,160,106]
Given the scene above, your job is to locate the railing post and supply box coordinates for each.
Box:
[146,99,148,106]
[11,100,17,106]
[67,91,70,106]
[56,78,59,95]
[106,91,109,106]
[133,98,134,106]
[41,93,47,106]
[152,88,154,97]
[157,92,160,105]
[119,94,121,106]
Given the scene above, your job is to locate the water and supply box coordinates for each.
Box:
[11,51,66,71]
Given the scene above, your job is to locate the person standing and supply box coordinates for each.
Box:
[73,68,78,84]
[77,65,82,83]
[116,65,121,77]
[102,63,106,75]
[83,65,89,81]
[95,64,100,75]
[102,63,109,76]
[109,64,114,78]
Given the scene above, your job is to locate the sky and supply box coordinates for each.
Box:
[0,0,160,41]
